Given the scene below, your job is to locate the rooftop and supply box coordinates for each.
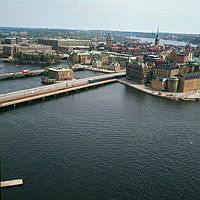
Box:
[154,64,179,70]
[177,72,200,79]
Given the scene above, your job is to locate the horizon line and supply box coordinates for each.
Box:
[0,26,199,35]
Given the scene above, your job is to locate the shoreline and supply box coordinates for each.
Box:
[118,78,200,102]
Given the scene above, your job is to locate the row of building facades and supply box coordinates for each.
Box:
[1,32,200,93]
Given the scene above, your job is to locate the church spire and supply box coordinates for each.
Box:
[155,27,160,46]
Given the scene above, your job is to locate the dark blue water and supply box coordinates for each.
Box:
[1,82,200,200]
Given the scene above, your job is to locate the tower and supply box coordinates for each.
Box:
[106,33,112,48]
[155,27,160,46]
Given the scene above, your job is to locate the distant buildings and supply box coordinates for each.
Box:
[38,38,91,53]
[4,38,16,45]
[3,44,53,56]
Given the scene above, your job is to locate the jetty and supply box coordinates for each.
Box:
[0,179,23,188]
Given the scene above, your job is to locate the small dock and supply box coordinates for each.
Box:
[0,179,23,188]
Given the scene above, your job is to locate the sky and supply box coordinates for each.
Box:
[0,0,200,34]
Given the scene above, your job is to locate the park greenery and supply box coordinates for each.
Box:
[14,53,61,65]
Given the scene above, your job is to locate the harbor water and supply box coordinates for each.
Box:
[1,63,200,200]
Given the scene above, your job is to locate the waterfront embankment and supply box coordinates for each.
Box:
[118,78,200,101]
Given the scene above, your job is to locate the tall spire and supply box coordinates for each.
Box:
[155,26,160,46]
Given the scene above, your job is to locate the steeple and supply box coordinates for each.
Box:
[107,33,112,48]
[155,27,160,46]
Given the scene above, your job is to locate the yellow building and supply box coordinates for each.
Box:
[151,77,168,91]
[177,72,200,92]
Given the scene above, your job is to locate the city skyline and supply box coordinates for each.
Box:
[1,0,200,34]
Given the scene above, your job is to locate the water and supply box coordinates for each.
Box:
[131,37,197,47]
[0,63,104,94]
[1,80,200,200]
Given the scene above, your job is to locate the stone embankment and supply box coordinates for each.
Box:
[118,79,200,102]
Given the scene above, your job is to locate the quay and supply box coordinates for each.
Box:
[118,78,200,102]
[0,179,23,188]
[0,72,125,108]
[0,69,44,80]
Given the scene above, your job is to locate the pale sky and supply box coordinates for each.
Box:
[1,0,200,34]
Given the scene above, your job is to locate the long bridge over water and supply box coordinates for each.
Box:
[0,72,125,108]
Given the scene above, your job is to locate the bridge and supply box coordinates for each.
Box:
[0,69,44,80]
[0,72,125,108]
[0,58,11,63]
[71,65,116,73]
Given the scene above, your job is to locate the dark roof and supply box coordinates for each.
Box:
[154,64,179,70]
[177,72,200,79]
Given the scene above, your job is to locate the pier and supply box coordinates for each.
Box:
[0,72,125,108]
[0,179,23,188]
[0,69,44,80]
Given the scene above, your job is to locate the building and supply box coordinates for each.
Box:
[126,60,152,84]
[106,33,112,48]
[110,62,121,72]
[168,77,179,92]
[4,38,16,45]
[170,51,192,63]
[38,39,91,50]
[151,77,168,91]
[151,76,179,92]
[109,54,130,69]
[16,37,27,44]
[92,60,102,68]
[78,52,91,64]
[177,72,200,92]
[152,64,180,78]
[19,32,28,37]
[3,44,53,56]
[48,67,74,81]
